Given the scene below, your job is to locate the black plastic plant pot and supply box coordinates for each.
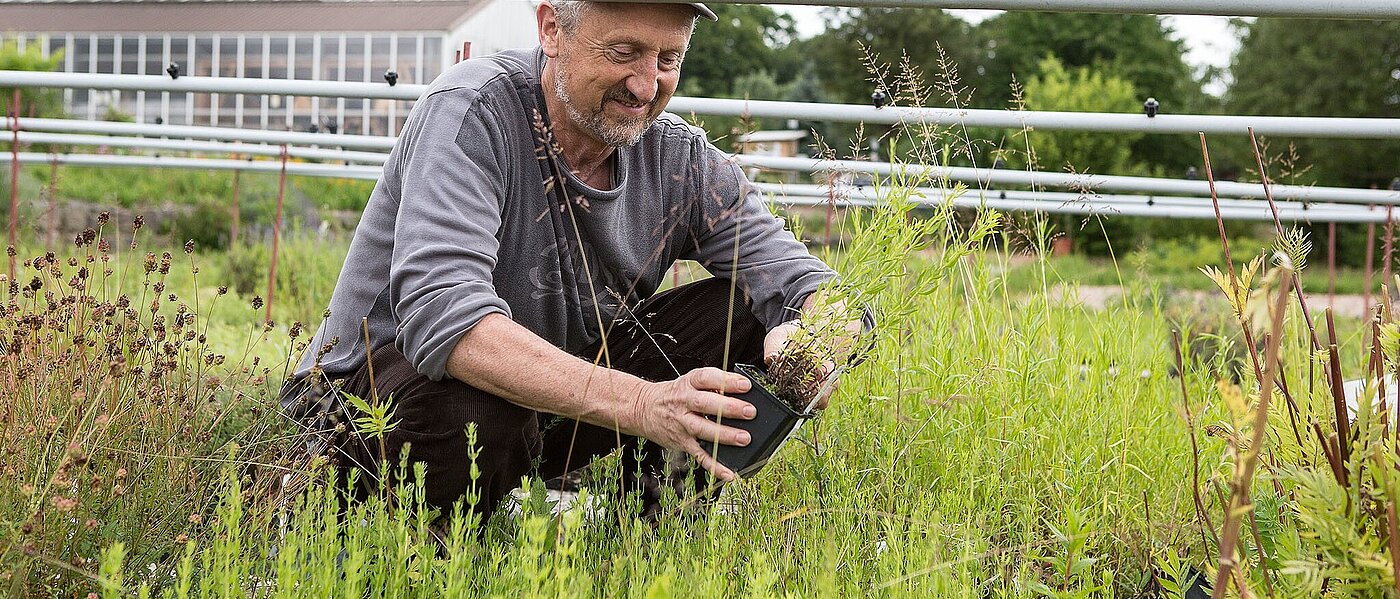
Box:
[709,363,814,478]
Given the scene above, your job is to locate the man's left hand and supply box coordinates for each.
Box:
[761,314,864,411]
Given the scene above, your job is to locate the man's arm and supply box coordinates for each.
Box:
[445,313,758,481]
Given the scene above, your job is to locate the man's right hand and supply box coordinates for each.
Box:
[630,367,757,482]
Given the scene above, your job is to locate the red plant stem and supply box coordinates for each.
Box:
[266,144,288,322]
[1202,133,1305,443]
[1211,267,1291,599]
[1326,309,1351,480]
[1198,134,1236,283]
[1313,420,1345,485]
[9,88,19,281]
[1173,330,1219,554]
[1328,221,1337,309]
[1247,128,1322,353]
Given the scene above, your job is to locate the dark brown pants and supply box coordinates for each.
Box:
[325,278,766,521]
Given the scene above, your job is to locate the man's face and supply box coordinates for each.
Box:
[543,3,694,148]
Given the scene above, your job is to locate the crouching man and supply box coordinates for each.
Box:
[282,0,849,521]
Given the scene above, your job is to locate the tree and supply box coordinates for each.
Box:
[679,4,799,99]
[1,39,66,119]
[978,13,1198,110]
[978,13,1204,175]
[806,8,985,107]
[1022,56,1142,174]
[1227,18,1400,271]
[1227,18,1400,188]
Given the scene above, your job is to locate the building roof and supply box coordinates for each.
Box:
[0,0,489,33]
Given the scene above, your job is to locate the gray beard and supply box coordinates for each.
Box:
[553,65,651,148]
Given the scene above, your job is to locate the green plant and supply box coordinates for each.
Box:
[0,38,65,119]
[0,217,293,594]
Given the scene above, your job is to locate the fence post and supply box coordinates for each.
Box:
[266,144,287,322]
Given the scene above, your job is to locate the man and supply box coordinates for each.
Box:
[284,0,849,521]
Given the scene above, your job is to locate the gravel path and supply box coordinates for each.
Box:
[1047,284,1378,319]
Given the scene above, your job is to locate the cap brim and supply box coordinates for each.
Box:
[689,2,718,21]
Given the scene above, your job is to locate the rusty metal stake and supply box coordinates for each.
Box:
[266,144,288,322]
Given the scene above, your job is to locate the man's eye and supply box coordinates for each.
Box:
[660,54,682,69]
[609,47,636,61]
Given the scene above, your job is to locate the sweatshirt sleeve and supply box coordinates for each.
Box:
[389,89,513,381]
[685,143,837,330]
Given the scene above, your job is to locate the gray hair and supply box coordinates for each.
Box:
[550,0,589,34]
[550,0,698,35]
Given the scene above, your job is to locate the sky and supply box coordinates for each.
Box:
[776,8,1244,94]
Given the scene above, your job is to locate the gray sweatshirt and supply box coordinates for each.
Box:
[296,47,835,382]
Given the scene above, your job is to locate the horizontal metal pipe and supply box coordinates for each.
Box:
[16,152,1389,223]
[738,155,1400,205]
[20,117,397,151]
[638,0,1400,18]
[759,188,1391,224]
[17,131,391,164]
[669,97,1400,140]
[6,71,1400,139]
[12,123,1395,204]
[752,182,1376,214]
[0,71,423,102]
[16,152,384,180]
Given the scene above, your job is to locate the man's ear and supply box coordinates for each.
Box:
[538,2,562,58]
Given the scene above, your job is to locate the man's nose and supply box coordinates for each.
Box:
[624,61,660,104]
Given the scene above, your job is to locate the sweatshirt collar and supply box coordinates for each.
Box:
[532,47,629,201]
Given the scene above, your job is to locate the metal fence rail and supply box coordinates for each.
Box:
[13,151,1392,223]
[737,155,1400,205]
[18,131,390,164]
[755,183,1392,223]
[639,0,1400,18]
[13,119,1398,204]
[6,71,1400,139]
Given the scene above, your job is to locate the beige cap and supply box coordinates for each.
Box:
[689,2,718,20]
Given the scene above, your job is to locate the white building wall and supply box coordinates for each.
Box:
[447,0,540,63]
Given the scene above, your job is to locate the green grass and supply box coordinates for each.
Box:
[2,210,1391,597]
[1000,235,1383,297]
